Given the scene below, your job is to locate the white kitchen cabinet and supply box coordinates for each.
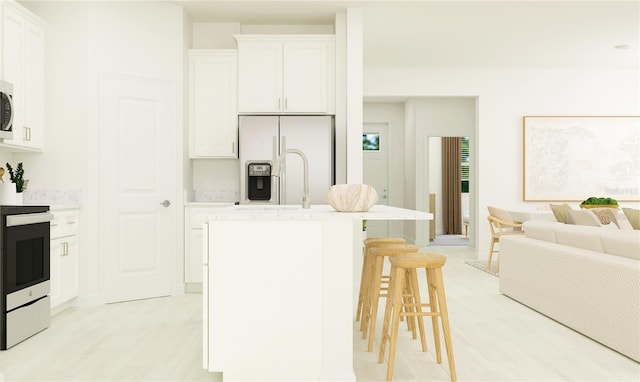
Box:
[235,35,335,114]
[184,204,234,287]
[189,50,237,158]
[50,208,80,312]
[1,1,45,151]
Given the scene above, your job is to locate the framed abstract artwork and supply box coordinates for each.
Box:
[523,116,640,201]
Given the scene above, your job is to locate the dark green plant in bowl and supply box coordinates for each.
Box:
[580,196,618,208]
[6,162,26,193]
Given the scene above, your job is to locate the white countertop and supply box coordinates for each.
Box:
[49,204,81,211]
[184,201,236,207]
[203,204,432,221]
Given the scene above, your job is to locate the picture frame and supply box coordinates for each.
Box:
[523,116,640,201]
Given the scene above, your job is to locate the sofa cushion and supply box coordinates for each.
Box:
[600,229,640,261]
[550,203,572,223]
[523,220,558,243]
[554,223,605,252]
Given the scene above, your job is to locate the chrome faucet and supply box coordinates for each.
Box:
[272,148,310,209]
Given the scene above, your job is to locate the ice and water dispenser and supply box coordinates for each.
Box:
[247,162,272,201]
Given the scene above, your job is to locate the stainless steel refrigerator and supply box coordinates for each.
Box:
[239,115,334,206]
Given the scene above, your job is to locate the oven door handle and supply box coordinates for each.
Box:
[6,212,54,227]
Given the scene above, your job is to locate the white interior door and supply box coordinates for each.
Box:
[363,122,389,237]
[99,73,176,304]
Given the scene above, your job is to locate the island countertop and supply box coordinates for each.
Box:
[202,204,433,220]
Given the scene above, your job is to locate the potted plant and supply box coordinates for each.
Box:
[580,196,619,209]
[6,162,27,203]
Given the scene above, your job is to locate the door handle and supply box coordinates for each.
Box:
[160,200,171,207]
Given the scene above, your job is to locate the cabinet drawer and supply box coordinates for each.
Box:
[50,209,79,239]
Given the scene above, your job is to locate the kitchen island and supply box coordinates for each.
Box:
[203,204,432,382]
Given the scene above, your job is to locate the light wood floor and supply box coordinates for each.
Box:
[0,245,638,381]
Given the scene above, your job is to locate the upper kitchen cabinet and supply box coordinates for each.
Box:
[1,1,45,151]
[189,50,238,158]
[235,35,335,114]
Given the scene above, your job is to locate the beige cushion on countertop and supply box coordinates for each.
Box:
[327,184,378,212]
[550,203,572,223]
[623,208,640,230]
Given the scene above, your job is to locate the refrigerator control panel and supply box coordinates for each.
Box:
[248,163,271,176]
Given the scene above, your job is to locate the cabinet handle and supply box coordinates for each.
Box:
[61,242,68,256]
[284,98,288,110]
[277,98,281,110]
[23,127,30,141]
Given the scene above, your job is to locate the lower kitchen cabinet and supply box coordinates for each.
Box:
[184,204,233,287]
[50,208,79,311]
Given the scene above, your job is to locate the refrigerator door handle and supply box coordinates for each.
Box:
[272,135,280,205]
[280,135,287,204]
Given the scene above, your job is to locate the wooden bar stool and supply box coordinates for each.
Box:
[379,252,457,382]
[364,244,419,352]
[356,238,406,325]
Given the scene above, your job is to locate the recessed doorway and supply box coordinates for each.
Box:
[363,122,389,238]
[427,136,472,247]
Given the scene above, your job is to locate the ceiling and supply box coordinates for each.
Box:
[175,0,639,69]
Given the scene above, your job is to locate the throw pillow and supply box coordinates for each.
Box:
[566,209,601,227]
[622,208,640,230]
[549,203,572,223]
[590,208,620,228]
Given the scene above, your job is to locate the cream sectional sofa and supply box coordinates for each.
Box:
[499,220,640,362]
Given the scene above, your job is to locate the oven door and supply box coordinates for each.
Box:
[3,212,52,295]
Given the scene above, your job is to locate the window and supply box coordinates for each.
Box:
[362,133,380,151]
[461,136,470,193]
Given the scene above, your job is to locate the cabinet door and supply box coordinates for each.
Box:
[1,3,45,151]
[49,238,63,308]
[60,236,79,302]
[282,41,330,113]
[189,51,237,158]
[22,21,44,150]
[2,5,25,145]
[187,229,204,283]
[237,42,282,113]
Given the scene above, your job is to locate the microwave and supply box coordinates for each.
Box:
[0,80,13,140]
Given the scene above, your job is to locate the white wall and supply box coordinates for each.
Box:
[15,1,89,191]
[363,102,405,237]
[21,0,185,305]
[365,67,640,258]
[15,0,91,300]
